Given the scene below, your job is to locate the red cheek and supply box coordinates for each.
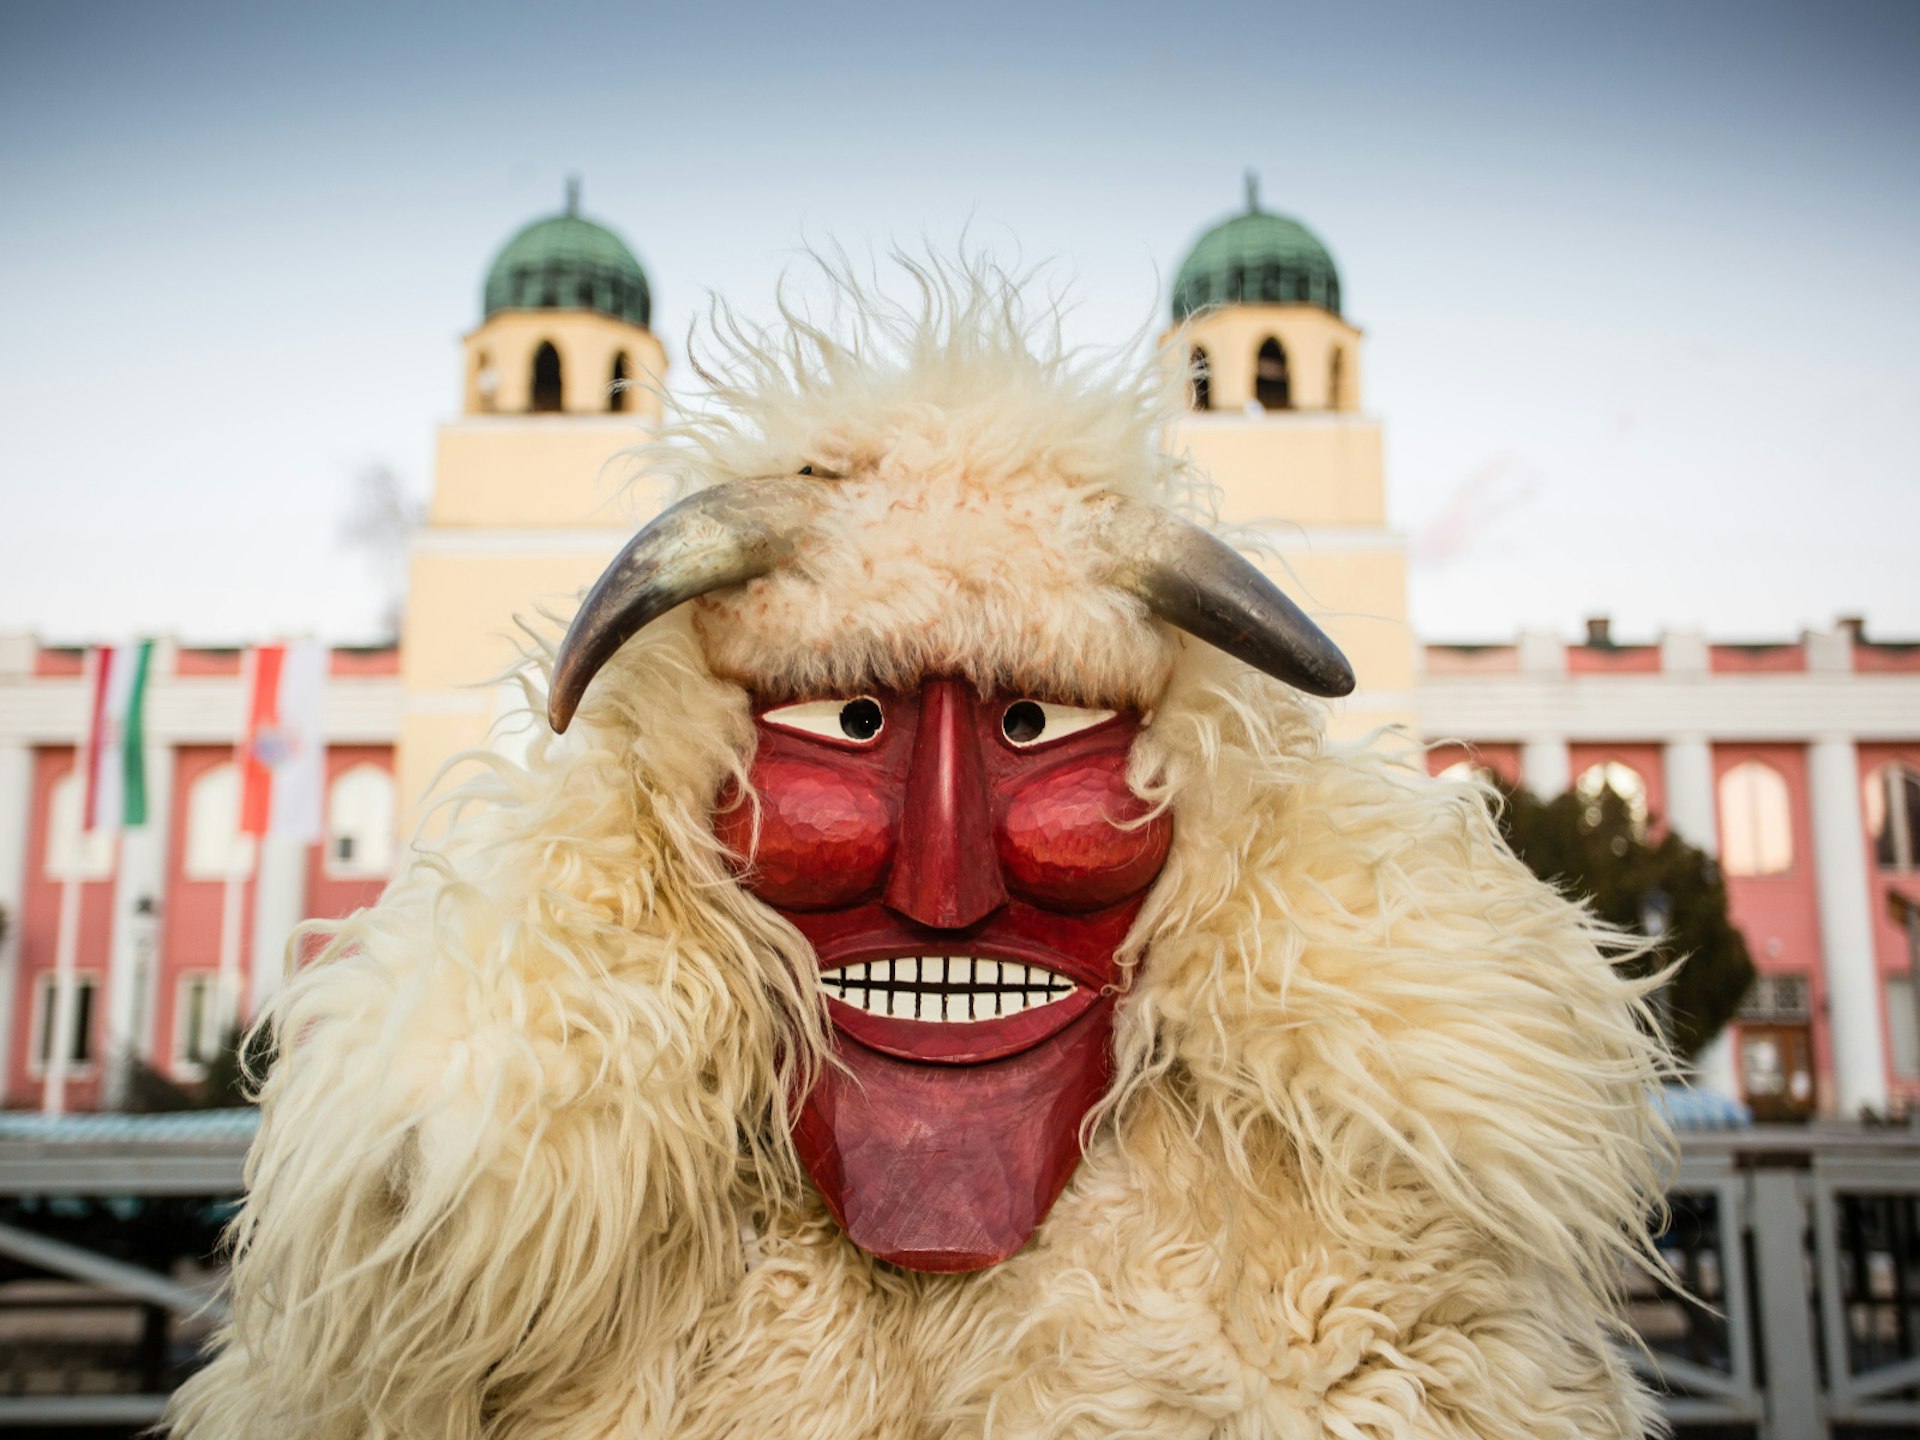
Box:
[998,759,1173,911]
[715,755,896,910]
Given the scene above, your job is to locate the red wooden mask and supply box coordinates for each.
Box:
[715,678,1172,1272]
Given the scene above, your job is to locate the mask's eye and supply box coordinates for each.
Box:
[762,696,886,744]
[1000,700,1117,748]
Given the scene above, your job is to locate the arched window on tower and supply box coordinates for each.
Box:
[530,342,563,413]
[610,351,631,413]
[1188,347,1211,412]
[1721,761,1794,876]
[1254,338,1291,411]
[1328,347,1345,411]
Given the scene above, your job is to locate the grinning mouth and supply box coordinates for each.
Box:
[819,957,1077,1023]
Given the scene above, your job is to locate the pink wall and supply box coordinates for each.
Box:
[1711,644,1806,675]
[155,747,261,1073]
[1856,644,1920,675]
[1425,741,1522,788]
[7,750,116,1109]
[1859,743,1920,1099]
[302,746,394,963]
[1567,645,1661,675]
[1713,744,1828,1107]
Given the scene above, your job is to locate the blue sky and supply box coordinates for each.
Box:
[2,0,1915,645]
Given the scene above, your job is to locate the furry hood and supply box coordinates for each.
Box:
[171,255,1671,1440]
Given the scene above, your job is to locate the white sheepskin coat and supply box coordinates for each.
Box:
[169,259,1671,1440]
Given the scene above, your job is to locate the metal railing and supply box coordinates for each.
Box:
[1637,1126,1920,1437]
[4,1115,1920,1435]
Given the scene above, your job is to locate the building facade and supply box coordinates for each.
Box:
[2,189,1914,1118]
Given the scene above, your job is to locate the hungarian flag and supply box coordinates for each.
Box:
[81,641,154,832]
[238,641,327,841]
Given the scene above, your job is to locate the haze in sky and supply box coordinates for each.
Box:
[2,0,1915,647]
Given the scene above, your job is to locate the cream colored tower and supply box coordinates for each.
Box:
[1165,181,1415,741]
[399,185,668,815]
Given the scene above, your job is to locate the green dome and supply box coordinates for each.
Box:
[483,187,651,328]
[1172,183,1341,320]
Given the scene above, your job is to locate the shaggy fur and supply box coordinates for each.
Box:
[170,257,1670,1439]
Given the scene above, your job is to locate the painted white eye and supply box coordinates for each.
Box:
[1000,700,1117,748]
[762,696,886,744]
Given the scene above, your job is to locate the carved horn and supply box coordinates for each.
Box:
[1089,495,1356,698]
[548,479,816,732]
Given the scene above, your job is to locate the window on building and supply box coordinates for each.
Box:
[32,972,99,1074]
[174,973,225,1072]
[1888,976,1920,1080]
[1575,760,1649,840]
[530,342,563,413]
[610,351,631,413]
[1254,338,1291,410]
[1189,347,1211,412]
[327,764,396,878]
[184,762,255,880]
[1866,763,1920,870]
[1720,760,1794,877]
[45,771,114,880]
[1328,347,1345,411]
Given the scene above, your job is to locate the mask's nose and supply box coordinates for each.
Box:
[882,679,1009,929]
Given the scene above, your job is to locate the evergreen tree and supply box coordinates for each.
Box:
[1494,779,1754,1062]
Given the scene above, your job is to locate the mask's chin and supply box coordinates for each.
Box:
[791,996,1118,1273]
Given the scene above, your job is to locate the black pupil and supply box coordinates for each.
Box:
[839,698,883,740]
[1002,701,1046,744]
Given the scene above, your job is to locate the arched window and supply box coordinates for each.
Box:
[473,349,497,411]
[45,771,113,880]
[1254,338,1291,410]
[1866,764,1920,870]
[326,764,396,878]
[1328,348,1345,411]
[610,351,631,413]
[1721,761,1794,876]
[1188,347,1211,412]
[1575,760,1649,840]
[530,342,563,413]
[184,763,254,880]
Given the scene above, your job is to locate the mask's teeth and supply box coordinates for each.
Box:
[820,956,1079,1021]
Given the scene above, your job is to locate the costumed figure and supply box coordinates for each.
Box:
[172,258,1670,1439]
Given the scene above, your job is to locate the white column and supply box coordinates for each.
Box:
[103,733,171,1107]
[1665,732,1738,1095]
[1809,733,1885,1115]
[1521,735,1570,799]
[0,742,32,1093]
[248,834,308,1015]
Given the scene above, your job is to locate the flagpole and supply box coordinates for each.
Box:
[44,646,103,1118]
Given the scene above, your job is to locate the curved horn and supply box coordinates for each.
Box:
[548,479,816,732]
[1089,495,1356,698]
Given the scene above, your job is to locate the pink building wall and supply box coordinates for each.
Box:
[1424,741,1522,787]
[1712,744,1829,1107]
[1858,743,1920,1099]
[7,750,116,1108]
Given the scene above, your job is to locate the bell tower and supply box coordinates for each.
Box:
[1166,177,1414,741]
[398,183,670,816]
